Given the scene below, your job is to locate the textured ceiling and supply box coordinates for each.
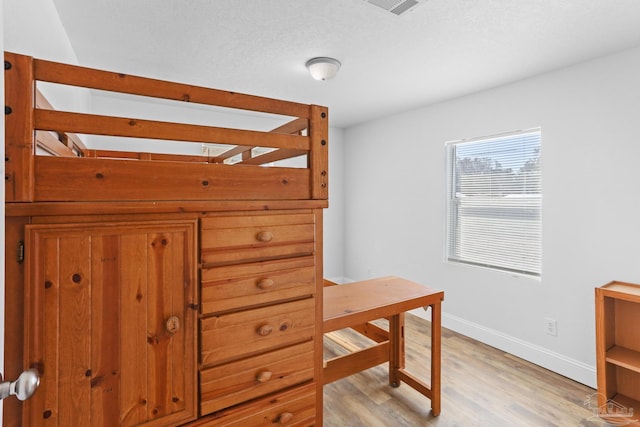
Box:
[51,0,640,128]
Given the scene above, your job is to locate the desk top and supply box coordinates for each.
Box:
[323,276,444,333]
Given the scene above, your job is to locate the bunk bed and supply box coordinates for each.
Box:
[4,51,327,426]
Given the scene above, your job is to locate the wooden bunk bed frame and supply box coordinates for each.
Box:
[5,51,328,207]
[4,51,328,426]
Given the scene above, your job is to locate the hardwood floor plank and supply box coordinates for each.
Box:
[324,314,601,426]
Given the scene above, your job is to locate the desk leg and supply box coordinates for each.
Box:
[431,302,442,416]
[388,313,405,387]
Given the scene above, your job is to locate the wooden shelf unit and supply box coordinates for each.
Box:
[595,281,640,414]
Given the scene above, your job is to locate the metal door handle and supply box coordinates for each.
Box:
[0,369,40,401]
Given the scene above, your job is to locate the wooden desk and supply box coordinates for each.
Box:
[323,276,444,416]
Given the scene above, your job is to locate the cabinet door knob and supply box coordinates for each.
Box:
[257,324,273,336]
[257,278,274,290]
[0,369,40,401]
[256,231,273,242]
[165,316,180,334]
[255,370,272,383]
[278,412,294,424]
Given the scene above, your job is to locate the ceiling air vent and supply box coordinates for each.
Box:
[363,0,425,16]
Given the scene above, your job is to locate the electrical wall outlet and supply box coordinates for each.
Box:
[544,317,557,336]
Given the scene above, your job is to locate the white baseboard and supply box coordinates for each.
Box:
[334,277,596,387]
[410,309,596,389]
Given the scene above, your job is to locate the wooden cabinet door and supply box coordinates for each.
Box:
[23,220,198,427]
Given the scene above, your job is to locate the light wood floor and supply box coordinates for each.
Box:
[323,314,601,427]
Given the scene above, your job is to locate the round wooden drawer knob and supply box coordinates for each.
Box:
[257,324,273,336]
[278,412,294,424]
[257,278,274,290]
[256,231,273,242]
[165,316,180,334]
[255,370,272,383]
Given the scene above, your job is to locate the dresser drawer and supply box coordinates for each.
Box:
[201,298,315,367]
[201,213,315,265]
[201,256,316,314]
[200,340,314,416]
[182,383,315,427]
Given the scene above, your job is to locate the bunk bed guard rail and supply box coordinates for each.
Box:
[4,51,329,203]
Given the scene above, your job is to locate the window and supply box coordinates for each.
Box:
[446,129,541,277]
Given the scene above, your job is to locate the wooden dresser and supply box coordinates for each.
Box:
[194,211,321,425]
[7,206,325,427]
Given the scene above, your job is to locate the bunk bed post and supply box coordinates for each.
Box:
[309,105,329,200]
[4,52,35,202]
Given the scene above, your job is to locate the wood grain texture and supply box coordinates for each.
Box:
[3,217,29,427]
[596,282,640,415]
[195,208,322,425]
[183,383,316,427]
[33,56,310,118]
[235,148,307,166]
[323,279,442,416]
[309,105,329,200]
[199,341,314,415]
[4,52,35,201]
[200,212,316,266]
[201,256,315,313]
[35,131,76,157]
[200,298,315,367]
[312,209,325,426]
[5,200,328,218]
[324,314,601,427]
[23,221,198,427]
[324,342,390,384]
[90,235,121,423]
[614,299,640,352]
[323,277,443,333]
[33,156,311,202]
[34,110,309,151]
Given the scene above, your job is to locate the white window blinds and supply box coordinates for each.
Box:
[446,129,541,277]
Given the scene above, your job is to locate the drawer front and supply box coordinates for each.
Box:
[201,256,316,314]
[181,383,315,427]
[201,213,315,265]
[200,341,314,416]
[201,298,315,367]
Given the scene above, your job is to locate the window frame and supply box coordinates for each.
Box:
[445,128,542,278]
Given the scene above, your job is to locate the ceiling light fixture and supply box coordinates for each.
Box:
[305,57,341,81]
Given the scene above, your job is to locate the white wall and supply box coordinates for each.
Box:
[4,0,76,61]
[343,46,640,387]
[4,0,88,111]
[324,127,345,282]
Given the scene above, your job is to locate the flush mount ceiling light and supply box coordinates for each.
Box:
[305,57,341,81]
